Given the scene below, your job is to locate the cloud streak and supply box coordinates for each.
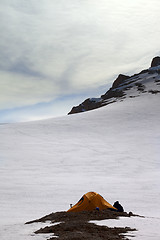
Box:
[0,0,160,122]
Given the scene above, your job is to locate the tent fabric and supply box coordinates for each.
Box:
[67,192,117,212]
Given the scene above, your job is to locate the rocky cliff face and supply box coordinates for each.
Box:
[68,57,160,115]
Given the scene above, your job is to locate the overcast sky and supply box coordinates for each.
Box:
[0,0,160,122]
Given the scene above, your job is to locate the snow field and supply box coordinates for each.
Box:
[0,93,160,239]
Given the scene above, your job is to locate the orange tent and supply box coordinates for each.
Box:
[67,192,117,212]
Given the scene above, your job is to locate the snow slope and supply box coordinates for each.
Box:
[0,76,160,239]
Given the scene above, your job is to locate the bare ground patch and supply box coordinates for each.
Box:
[26,210,140,239]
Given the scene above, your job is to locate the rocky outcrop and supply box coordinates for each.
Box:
[112,74,130,89]
[68,98,102,115]
[151,56,160,67]
[68,81,126,115]
[68,56,160,115]
[101,88,125,100]
[68,73,130,115]
[148,56,160,74]
[100,74,129,101]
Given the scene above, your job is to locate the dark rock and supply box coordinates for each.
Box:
[68,105,84,115]
[151,56,160,67]
[155,79,160,83]
[135,83,146,92]
[68,98,102,115]
[148,90,160,94]
[101,89,125,100]
[112,74,130,89]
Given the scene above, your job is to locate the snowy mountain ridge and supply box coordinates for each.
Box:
[68,56,160,114]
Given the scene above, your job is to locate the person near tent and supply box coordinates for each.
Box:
[113,201,124,212]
